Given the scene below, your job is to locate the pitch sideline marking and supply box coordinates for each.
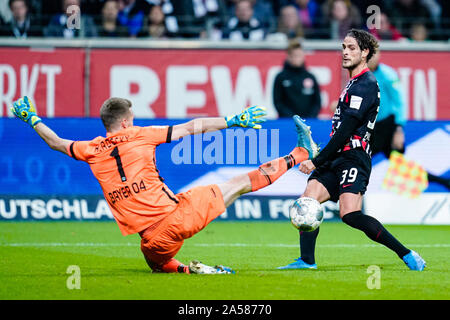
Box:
[0,242,449,248]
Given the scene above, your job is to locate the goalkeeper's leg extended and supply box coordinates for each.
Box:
[141,116,319,274]
[218,115,319,207]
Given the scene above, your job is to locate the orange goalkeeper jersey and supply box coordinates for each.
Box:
[67,125,179,235]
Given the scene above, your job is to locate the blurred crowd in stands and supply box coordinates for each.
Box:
[0,0,449,41]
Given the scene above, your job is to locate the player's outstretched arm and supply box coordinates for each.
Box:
[171,106,267,141]
[33,122,73,155]
[11,96,73,155]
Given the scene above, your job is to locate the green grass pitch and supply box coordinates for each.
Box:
[0,221,449,300]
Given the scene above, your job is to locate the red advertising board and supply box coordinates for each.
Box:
[89,49,450,120]
[1,47,449,120]
[0,47,85,117]
[89,49,342,119]
[379,51,450,120]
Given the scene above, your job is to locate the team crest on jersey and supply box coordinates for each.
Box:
[303,78,313,88]
[302,78,314,95]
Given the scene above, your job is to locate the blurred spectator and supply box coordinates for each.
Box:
[420,0,441,29]
[97,0,128,36]
[138,4,176,38]
[138,4,165,37]
[0,0,13,23]
[272,0,323,38]
[45,0,98,38]
[2,0,55,27]
[0,0,42,37]
[171,0,228,38]
[216,0,266,40]
[391,0,433,38]
[117,0,148,37]
[276,5,304,39]
[369,12,404,41]
[138,1,180,38]
[409,21,428,41]
[321,0,362,39]
[226,0,275,31]
[273,39,321,118]
[295,0,322,30]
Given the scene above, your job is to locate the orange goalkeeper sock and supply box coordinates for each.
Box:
[161,258,190,274]
[248,147,309,192]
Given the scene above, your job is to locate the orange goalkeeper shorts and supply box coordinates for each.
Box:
[139,184,226,266]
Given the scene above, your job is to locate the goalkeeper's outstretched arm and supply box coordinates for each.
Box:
[171,106,267,141]
[34,122,73,155]
[11,96,73,156]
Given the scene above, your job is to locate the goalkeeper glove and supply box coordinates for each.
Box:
[225,106,267,129]
[10,96,42,129]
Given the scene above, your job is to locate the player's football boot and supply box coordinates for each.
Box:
[277,257,317,270]
[189,260,235,274]
[215,264,236,274]
[402,250,426,271]
[293,115,320,160]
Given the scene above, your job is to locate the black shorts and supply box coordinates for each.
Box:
[308,148,372,202]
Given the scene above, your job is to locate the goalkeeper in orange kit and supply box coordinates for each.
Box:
[11,96,317,274]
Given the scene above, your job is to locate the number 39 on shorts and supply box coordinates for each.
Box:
[340,168,358,184]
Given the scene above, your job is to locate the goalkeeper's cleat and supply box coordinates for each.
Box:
[11,96,42,128]
[189,260,214,274]
[402,250,426,271]
[215,264,236,274]
[277,258,317,270]
[293,115,319,160]
[189,260,235,274]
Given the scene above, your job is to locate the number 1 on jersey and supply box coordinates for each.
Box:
[110,146,127,182]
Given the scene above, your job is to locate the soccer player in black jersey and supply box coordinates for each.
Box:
[278,29,426,271]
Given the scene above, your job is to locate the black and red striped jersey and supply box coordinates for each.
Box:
[331,67,380,156]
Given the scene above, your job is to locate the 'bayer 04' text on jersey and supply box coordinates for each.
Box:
[66,125,177,236]
[331,67,380,156]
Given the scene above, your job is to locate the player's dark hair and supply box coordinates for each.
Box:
[100,97,132,131]
[287,38,302,54]
[346,28,379,63]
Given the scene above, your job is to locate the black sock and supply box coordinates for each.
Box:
[177,264,189,274]
[342,211,410,259]
[299,227,320,264]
